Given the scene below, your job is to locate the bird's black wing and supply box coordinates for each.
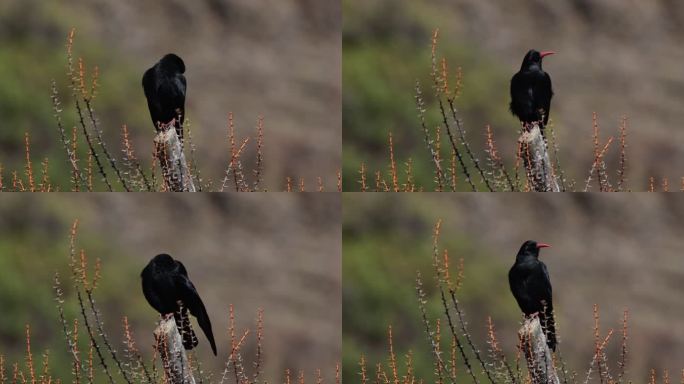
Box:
[510,72,534,122]
[158,81,182,117]
[541,263,552,290]
[142,67,162,127]
[175,272,217,355]
[537,262,556,351]
[509,262,543,314]
[176,259,188,277]
[178,74,187,99]
[165,74,185,113]
[510,261,557,351]
[524,263,553,313]
[142,67,155,99]
[155,74,186,139]
[508,266,528,311]
[141,272,165,314]
[538,71,553,126]
[174,74,186,139]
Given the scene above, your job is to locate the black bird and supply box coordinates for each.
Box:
[141,254,217,356]
[508,240,557,351]
[142,54,187,141]
[509,50,555,133]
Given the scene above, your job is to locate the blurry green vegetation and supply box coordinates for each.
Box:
[0,199,147,379]
[342,195,520,381]
[343,0,519,191]
[0,1,151,190]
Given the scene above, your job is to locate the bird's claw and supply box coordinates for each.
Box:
[157,118,177,132]
[520,122,531,134]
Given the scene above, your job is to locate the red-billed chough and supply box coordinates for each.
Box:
[509,50,554,134]
[508,240,557,351]
[141,254,217,356]
[142,54,187,142]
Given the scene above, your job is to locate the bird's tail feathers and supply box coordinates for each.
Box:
[197,310,217,356]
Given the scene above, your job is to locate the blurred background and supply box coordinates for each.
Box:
[0,194,341,381]
[343,0,684,190]
[344,194,684,381]
[0,0,341,190]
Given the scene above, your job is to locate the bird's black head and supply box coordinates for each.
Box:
[151,253,175,266]
[517,240,551,259]
[520,49,555,70]
[159,53,185,74]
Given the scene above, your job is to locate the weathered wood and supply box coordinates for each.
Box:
[154,128,196,192]
[518,123,560,192]
[518,317,560,384]
[154,317,196,384]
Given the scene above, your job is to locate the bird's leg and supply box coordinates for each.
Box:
[520,121,532,134]
[157,118,177,133]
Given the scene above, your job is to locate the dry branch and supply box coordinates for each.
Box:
[519,317,559,384]
[518,124,560,192]
[153,128,196,192]
[154,317,196,384]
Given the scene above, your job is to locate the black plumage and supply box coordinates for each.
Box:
[509,50,554,132]
[508,240,557,351]
[142,54,187,141]
[141,254,217,356]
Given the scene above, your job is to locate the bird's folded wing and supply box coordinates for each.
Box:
[177,275,218,355]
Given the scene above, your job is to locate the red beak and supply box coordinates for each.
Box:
[540,51,555,58]
[536,243,551,249]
